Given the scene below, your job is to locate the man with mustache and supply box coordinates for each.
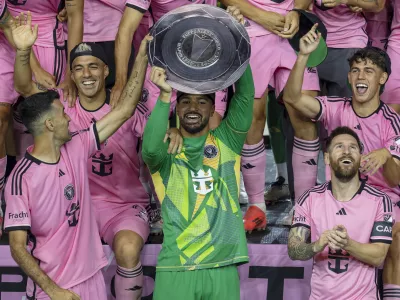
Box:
[289,126,393,299]
[284,25,400,299]
[141,8,253,298]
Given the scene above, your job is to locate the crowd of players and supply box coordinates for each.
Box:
[0,0,400,299]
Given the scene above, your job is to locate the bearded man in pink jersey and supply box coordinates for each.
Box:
[284,25,400,300]
[289,126,393,299]
[219,0,320,231]
[4,15,151,300]
[13,13,183,300]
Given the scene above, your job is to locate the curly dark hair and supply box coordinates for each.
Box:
[348,47,390,75]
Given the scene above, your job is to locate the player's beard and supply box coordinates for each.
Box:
[330,155,360,182]
[180,115,209,134]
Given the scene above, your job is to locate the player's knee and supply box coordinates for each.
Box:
[115,241,141,267]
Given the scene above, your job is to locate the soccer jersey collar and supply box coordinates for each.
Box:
[351,100,383,119]
[182,133,209,171]
[327,179,366,200]
[78,89,111,112]
[24,148,60,165]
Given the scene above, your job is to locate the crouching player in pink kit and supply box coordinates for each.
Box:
[289,126,393,299]
[284,26,400,299]
[4,17,150,300]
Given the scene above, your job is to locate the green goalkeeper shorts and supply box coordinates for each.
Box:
[153,265,240,300]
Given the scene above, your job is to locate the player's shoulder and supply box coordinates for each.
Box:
[296,182,330,206]
[6,153,41,195]
[363,183,392,201]
[379,102,400,134]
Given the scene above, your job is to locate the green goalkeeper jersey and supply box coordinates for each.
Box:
[142,66,254,272]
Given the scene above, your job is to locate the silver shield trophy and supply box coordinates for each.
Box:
[147,4,251,94]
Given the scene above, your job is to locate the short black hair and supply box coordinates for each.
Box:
[348,47,391,75]
[18,90,60,136]
[326,126,363,153]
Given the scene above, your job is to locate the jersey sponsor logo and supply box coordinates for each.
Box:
[141,88,149,103]
[66,200,80,227]
[64,184,75,201]
[372,221,392,237]
[293,214,306,223]
[7,0,27,5]
[8,211,28,220]
[328,249,350,274]
[190,169,213,195]
[204,145,218,158]
[92,153,113,177]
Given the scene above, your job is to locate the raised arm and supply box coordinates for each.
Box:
[11,13,44,97]
[141,67,172,173]
[112,6,145,107]
[9,231,80,299]
[94,36,150,144]
[283,24,322,119]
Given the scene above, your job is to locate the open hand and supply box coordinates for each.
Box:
[360,148,391,175]
[11,12,38,50]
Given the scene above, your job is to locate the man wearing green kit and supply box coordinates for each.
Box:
[141,8,254,298]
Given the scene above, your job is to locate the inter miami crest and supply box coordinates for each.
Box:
[204,145,218,158]
[141,88,149,103]
[64,184,75,201]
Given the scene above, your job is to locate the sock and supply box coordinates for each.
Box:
[384,284,400,299]
[292,137,319,200]
[115,262,143,300]
[0,156,6,191]
[241,140,266,205]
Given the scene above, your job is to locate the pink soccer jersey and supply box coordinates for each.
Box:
[61,90,150,226]
[4,123,107,299]
[292,181,393,300]
[125,0,217,24]
[6,0,64,47]
[316,96,400,203]
[83,0,125,42]
[313,5,367,48]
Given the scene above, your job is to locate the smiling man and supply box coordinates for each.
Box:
[289,126,393,299]
[283,26,400,299]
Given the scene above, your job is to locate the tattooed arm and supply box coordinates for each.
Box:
[65,0,83,68]
[12,13,45,97]
[288,226,331,261]
[95,36,150,144]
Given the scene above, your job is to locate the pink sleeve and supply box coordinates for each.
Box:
[384,126,400,161]
[0,0,6,20]
[370,194,393,244]
[314,96,328,125]
[4,176,31,232]
[126,0,151,13]
[292,191,312,229]
[131,111,148,138]
[74,123,102,159]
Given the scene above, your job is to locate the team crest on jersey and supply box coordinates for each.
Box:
[384,214,394,223]
[64,184,75,201]
[191,169,213,195]
[141,89,149,103]
[204,145,218,158]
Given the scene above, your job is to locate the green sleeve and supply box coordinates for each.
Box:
[214,66,255,154]
[142,99,171,173]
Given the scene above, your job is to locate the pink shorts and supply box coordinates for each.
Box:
[0,39,66,105]
[249,34,320,98]
[97,203,150,248]
[381,44,400,105]
[139,65,228,119]
[366,20,390,50]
